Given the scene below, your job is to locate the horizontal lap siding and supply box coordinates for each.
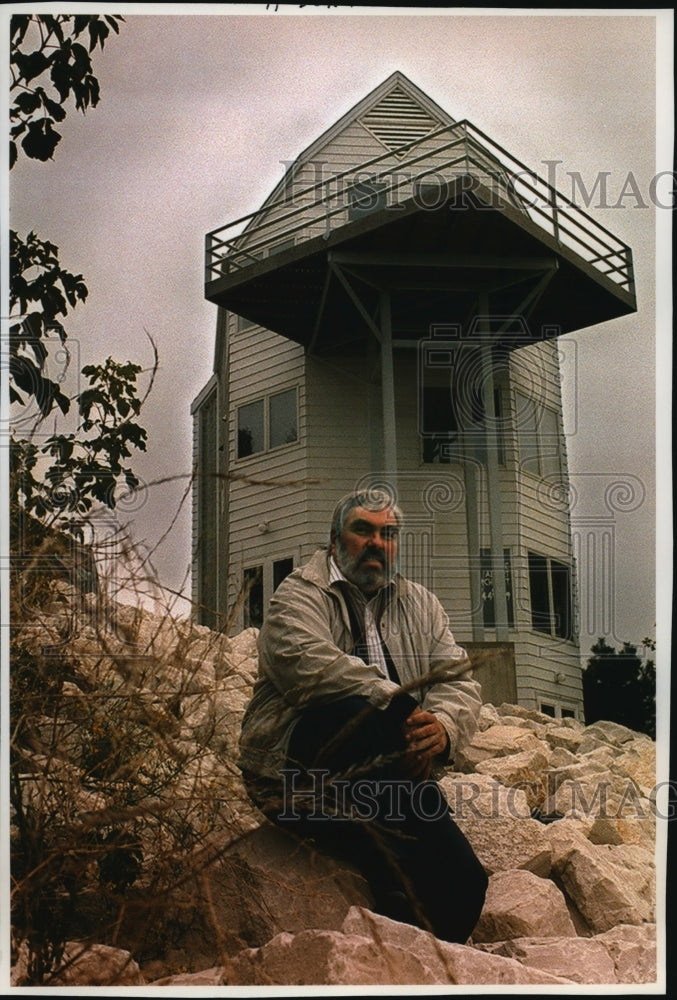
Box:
[227,320,308,617]
[511,635,584,714]
[304,353,374,554]
[392,355,473,636]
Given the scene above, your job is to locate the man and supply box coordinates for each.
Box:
[239,489,487,943]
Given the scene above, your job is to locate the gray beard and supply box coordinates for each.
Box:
[334,539,395,593]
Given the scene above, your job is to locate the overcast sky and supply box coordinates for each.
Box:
[5,6,672,659]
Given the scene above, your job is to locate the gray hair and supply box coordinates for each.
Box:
[328,488,403,550]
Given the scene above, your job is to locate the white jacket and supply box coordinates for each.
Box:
[238,549,482,782]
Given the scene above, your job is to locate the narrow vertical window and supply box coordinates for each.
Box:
[273,557,294,591]
[237,400,264,458]
[550,559,572,640]
[528,552,572,640]
[528,552,551,634]
[269,388,298,449]
[244,566,264,628]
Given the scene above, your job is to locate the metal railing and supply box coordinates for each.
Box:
[205,119,634,297]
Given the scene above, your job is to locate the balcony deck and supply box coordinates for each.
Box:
[205,120,636,351]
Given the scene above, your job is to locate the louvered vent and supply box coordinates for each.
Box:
[359,85,442,156]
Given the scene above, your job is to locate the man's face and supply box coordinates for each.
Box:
[332,506,399,595]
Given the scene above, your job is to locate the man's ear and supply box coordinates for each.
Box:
[330,529,337,556]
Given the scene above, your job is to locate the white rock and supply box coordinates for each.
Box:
[472,869,577,943]
[229,929,438,985]
[478,935,617,983]
[594,923,657,984]
[342,908,572,984]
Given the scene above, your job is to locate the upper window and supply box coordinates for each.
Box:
[348,176,387,220]
[528,552,573,640]
[421,382,504,465]
[237,388,298,459]
[515,392,562,479]
[236,313,256,333]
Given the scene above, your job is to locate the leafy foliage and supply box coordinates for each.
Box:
[11,356,149,542]
[582,637,656,739]
[9,12,147,542]
[9,13,124,422]
[10,14,124,167]
[9,229,88,418]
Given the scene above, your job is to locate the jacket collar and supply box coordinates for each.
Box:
[301,548,404,599]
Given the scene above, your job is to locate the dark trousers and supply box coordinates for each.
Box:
[258,695,487,944]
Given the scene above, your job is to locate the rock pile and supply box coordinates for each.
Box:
[10,588,659,987]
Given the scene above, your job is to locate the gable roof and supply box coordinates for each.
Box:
[260,71,456,211]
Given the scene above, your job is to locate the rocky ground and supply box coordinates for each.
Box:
[9,584,661,987]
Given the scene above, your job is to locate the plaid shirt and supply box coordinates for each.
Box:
[328,555,389,678]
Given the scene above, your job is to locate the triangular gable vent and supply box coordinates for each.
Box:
[359,85,443,157]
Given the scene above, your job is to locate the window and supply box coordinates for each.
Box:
[538,700,579,721]
[420,383,504,465]
[480,548,515,628]
[243,566,264,629]
[237,399,264,457]
[244,557,295,629]
[269,389,298,449]
[515,392,562,478]
[236,388,298,459]
[528,552,573,640]
[236,313,256,332]
[348,176,387,220]
[273,557,294,591]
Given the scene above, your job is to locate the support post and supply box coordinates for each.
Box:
[462,450,485,641]
[479,303,510,641]
[380,291,398,492]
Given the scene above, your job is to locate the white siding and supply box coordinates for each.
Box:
[226,316,308,624]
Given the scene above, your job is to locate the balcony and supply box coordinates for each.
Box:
[205,120,636,352]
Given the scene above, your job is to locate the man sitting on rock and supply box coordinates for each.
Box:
[239,488,488,943]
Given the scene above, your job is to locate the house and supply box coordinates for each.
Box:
[192,72,636,719]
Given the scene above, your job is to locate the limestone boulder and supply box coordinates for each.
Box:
[229,929,438,986]
[440,772,531,820]
[341,908,572,985]
[472,869,577,943]
[474,746,551,809]
[613,739,657,796]
[477,936,617,984]
[440,774,553,875]
[477,703,501,731]
[455,725,549,773]
[495,715,548,739]
[203,822,374,949]
[546,823,655,932]
[578,719,639,750]
[149,967,225,986]
[545,725,585,754]
[496,703,558,726]
[594,923,657,984]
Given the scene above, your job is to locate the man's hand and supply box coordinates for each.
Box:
[399,708,449,780]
